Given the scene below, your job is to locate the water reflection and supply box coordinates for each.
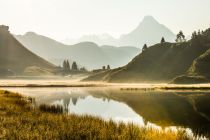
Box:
[3,87,210,137]
[53,95,145,125]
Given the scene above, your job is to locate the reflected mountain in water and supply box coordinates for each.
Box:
[4,87,210,136]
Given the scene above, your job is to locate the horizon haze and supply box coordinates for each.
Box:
[0,0,210,43]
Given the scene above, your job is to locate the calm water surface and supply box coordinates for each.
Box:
[3,87,210,137]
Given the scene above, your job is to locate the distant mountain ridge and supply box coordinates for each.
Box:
[64,16,175,48]
[15,32,139,70]
[0,25,55,75]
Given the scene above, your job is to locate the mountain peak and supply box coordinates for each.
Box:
[119,15,175,47]
[141,16,159,24]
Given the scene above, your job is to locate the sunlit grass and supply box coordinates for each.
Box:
[0,90,205,139]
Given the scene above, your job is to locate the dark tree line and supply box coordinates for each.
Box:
[62,60,87,73]
[63,60,70,71]
[191,29,208,48]
[141,28,210,53]
[102,65,111,70]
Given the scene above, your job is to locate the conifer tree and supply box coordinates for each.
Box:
[66,60,70,71]
[176,31,185,42]
[107,65,110,70]
[102,66,106,70]
[72,61,78,71]
[63,60,67,70]
[161,37,165,43]
[142,44,148,52]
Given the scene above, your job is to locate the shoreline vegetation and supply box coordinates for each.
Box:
[0,90,206,139]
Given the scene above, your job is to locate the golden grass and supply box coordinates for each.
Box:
[0,90,199,140]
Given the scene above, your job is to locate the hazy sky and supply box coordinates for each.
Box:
[0,0,210,41]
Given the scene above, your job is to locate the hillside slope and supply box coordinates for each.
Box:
[172,28,210,84]
[189,49,210,78]
[85,28,210,83]
[15,32,139,70]
[0,25,55,75]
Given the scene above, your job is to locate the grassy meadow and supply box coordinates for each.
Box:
[0,90,203,140]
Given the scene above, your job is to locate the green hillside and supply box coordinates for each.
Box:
[85,28,210,83]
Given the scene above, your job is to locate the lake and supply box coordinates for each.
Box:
[3,87,210,137]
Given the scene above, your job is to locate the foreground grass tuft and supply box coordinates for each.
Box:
[39,104,64,114]
[0,90,203,140]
